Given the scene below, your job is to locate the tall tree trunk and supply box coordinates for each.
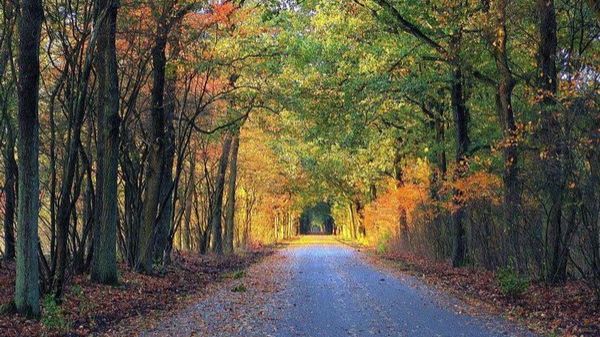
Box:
[91,0,120,284]
[0,0,16,262]
[348,202,357,239]
[3,122,17,261]
[209,133,233,254]
[154,62,176,265]
[450,34,470,267]
[14,0,43,317]
[536,0,565,284]
[138,27,168,273]
[393,139,409,244]
[223,133,240,255]
[183,155,195,251]
[488,0,522,269]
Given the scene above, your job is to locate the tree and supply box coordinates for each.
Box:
[209,133,233,254]
[14,0,43,317]
[535,0,566,284]
[223,131,241,254]
[91,0,120,285]
[0,0,16,261]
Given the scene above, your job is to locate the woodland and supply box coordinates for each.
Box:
[0,0,599,335]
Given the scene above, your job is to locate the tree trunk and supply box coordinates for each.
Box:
[3,123,17,261]
[138,28,168,273]
[153,60,177,265]
[536,0,566,284]
[0,0,16,262]
[209,133,233,254]
[223,133,240,255]
[450,37,470,267]
[14,0,43,317]
[183,156,195,251]
[91,0,120,284]
[488,0,522,270]
[348,202,357,240]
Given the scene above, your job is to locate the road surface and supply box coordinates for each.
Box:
[140,236,536,337]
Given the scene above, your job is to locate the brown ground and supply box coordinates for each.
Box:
[367,250,599,337]
[0,250,269,337]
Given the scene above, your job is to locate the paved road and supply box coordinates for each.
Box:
[279,236,534,337]
[140,236,536,337]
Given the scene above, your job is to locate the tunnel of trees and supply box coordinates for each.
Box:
[0,0,599,321]
[300,203,335,235]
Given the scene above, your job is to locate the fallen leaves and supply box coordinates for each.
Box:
[0,250,269,337]
[374,250,600,337]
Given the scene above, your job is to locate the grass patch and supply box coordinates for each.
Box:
[497,267,529,298]
[231,284,247,293]
[41,295,70,333]
[231,270,246,279]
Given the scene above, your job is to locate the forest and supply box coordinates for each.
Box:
[0,0,599,335]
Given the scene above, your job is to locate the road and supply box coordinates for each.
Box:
[140,236,536,337]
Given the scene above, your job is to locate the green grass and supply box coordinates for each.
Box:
[231,284,247,292]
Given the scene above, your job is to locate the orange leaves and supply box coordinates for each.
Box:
[212,2,236,22]
[444,172,503,208]
[364,181,428,244]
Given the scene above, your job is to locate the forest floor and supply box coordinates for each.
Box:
[0,249,270,337]
[368,249,599,337]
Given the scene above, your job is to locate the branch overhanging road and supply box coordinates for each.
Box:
[140,236,537,337]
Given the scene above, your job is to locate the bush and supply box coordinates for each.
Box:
[41,295,69,333]
[231,284,247,292]
[376,231,391,255]
[231,270,246,279]
[497,267,529,298]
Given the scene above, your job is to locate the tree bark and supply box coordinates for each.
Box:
[3,122,17,261]
[487,0,522,269]
[91,0,120,284]
[14,0,43,317]
[138,25,168,272]
[153,56,177,265]
[449,35,470,267]
[0,0,16,262]
[209,133,233,254]
[536,0,566,284]
[223,133,240,255]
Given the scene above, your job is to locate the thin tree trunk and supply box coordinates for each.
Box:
[183,156,195,251]
[223,133,240,255]
[209,133,233,254]
[14,0,43,317]
[348,202,357,240]
[53,5,102,297]
[3,122,17,261]
[450,34,470,267]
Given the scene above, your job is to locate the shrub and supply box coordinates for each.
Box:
[41,295,69,333]
[231,270,246,279]
[497,267,529,298]
[376,231,391,255]
[231,284,247,292]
